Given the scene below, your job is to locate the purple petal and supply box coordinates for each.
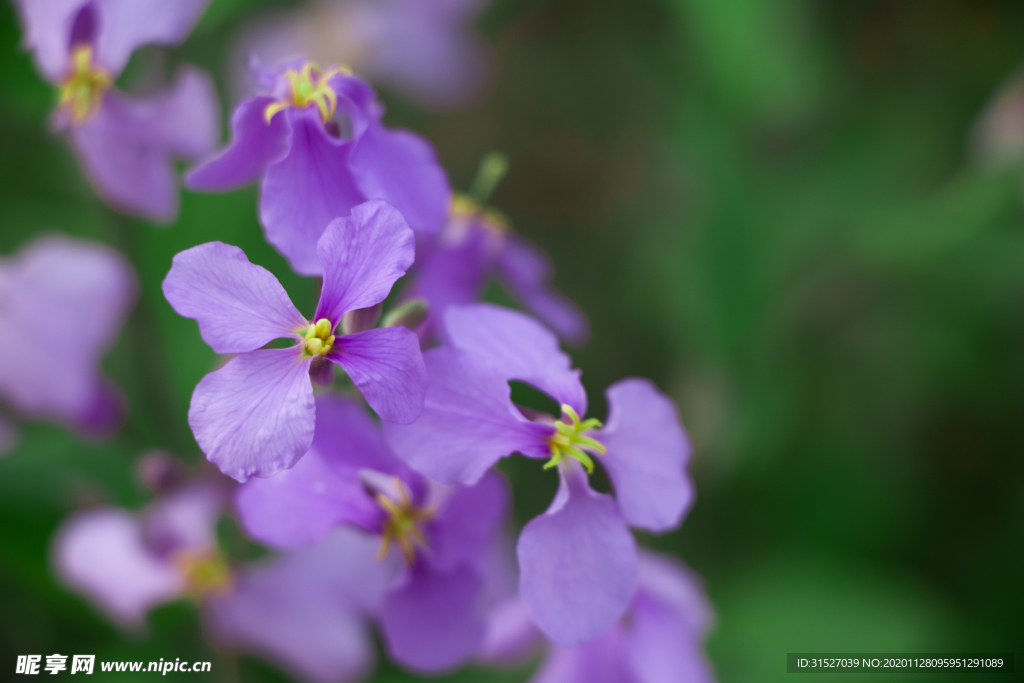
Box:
[496,235,590,345]
[380,561,485,672]
[68,68,218,223]
[314,200,416,324]
[186,95,291,191]
[260,108,365,276]
[163,242,306,354]
[91,0,212,76]
[427,471,509,572]
[478,597,544,667]
[626,553,717,683]
[443,303,587,414]
[71,378,126,437]
[52,508,183,627]
[189,348,314,482]
[517,462,638,646]
[143,484,224,556]
[328,326,425,424]
[529,628,633,683]
[382,347,551,485]
[11,0,91,81]
[205,527,393,683]
[0,236,135,424]
[349,123,450,237]
[598,378,693,533]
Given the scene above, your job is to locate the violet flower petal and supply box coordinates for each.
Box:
[427,470,509,572]
[260,108,365,276]
[328,326,426,425]
[52,508,183,627]
[478,597,544,667]
[188,348,314,482]
[598,378,693,533]
[91,0,212,76]
[380,561,485,672]
[163,242,306,354]
[205,527,393,683]
[314,199,416,324]
[496,235,590,345]
[0,236,135,424]
[186,95,291,191]
[443,303,587,414]
[348,123,450,237]
[517,462,638,646]
[11,0,91,81]
[144,483,223,556]
[382,347,552,485]
[529,628,633,683]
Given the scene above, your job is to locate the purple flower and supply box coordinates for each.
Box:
[186,58,450,276]
[487,551,717,683]
[235,394,510,673]
[12,0,219,222]
[231,0,491,110]
[162,199,427,482]
[383,303,694,645]
[0,235,135,447]
[406,194,590,345]
[53,482,388,683]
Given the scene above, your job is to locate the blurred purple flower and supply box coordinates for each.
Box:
[235,394,509,673]
[11,0,219,222]
[482,551,717,683]
[231,0,491,110]
[186,59,450,275]
[383,303,694,646]
[408,194,590,345]
[53,481,389,683]
[162,200,426,482]
[0,235,135,449]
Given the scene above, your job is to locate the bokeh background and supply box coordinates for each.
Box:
[1,0,1022,681]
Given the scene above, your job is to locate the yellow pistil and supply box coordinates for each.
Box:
[264,61,350,124]
[302,318,336,357]
[375,479,434,564]
[450,193,511,236]
[58,45,111,125]
[173,548,232,600]
[545,405,606,474]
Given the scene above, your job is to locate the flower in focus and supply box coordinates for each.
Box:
[53,481,389,683]
[231,0,492,110]
[235,394,510,672]
[186,58,450,276]
[0,235,135,451]
[163,200,426,482]
[481,551,717,683]
[384,303,694,645]
[11,0,219,222]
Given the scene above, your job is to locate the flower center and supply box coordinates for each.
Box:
[58,45,111,125]
[173,548,232,599]
[545,405,606,474]
[375,479,434,564]
[302,318,336,357]
[264,61,349,124]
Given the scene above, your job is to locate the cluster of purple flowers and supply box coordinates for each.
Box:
[7,2,717,682]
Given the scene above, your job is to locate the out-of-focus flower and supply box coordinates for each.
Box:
[409,194,590,345]
[235,394,509,673]
[482,551,717,683]
[53,480,389,683]
[11,0,219,222]
[232,0,491,110]
[162,200,426,482]
[186,59,450,276]
[0,235,135,449]
[971,66,1024,166]
[384,303,694,646]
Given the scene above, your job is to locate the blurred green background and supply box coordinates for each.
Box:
[1,0,1022,681]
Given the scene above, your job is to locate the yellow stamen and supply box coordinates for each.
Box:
[545,404,606,474]
[58,45,111,125]
[375,478,434,564]
[301,318,336,357]
[263,61,351,124]
[173,549,232,600]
